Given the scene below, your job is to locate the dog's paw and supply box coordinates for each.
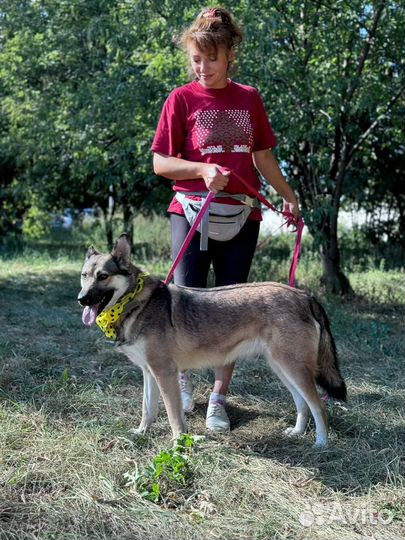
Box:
[129,426,148,437]
[284,426,304,437]
[313,438,329,449]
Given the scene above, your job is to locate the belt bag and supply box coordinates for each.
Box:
[175,192,259,244]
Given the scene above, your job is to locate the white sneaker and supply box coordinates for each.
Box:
[179,373,194,413]
[206,400,230,433]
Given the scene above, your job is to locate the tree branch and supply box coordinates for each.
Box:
[345,1,387,104]
[347,82,405,166]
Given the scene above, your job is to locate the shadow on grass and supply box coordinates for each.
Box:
[0,235,171,265]
[0,270,80,299]
[219,397,404,493]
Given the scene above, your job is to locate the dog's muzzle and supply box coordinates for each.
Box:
[77,292,90,306]
[78,289,115,327]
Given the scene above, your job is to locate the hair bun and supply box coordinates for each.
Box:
[201,7,231,26]
[201,8,218,19]
[178,7,243,59]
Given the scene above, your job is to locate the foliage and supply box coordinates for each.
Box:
[345,111,405,245]
[21,199,52,239]
[236,0,405,291]
[0,0,177,245]
[123,433,202,504]
[0,0,404,287]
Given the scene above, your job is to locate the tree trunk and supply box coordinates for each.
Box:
[105,184,116,250]
[319,213,353,295]
[123,203,134,247]
[100,197,115,250]
[100,206,114,250]
[320,247,353,295]
[105,217,114,251]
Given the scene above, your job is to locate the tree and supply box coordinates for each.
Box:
[238,0,405,292]
[1,0,403,281]
[346,107,405,251]
[0,0,180,246]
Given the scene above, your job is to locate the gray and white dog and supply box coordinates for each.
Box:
[78,234,346,447]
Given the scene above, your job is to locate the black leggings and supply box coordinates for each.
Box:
[170,214,260,287]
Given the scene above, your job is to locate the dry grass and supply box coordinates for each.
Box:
[0,234,404,540]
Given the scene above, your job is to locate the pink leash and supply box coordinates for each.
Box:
[228,169,304,288]
[164,191,215,286]
[164,169,305,287]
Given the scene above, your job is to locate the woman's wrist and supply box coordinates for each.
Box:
[154,153,210,181]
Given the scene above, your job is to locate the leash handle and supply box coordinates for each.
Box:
[163,191,215,285]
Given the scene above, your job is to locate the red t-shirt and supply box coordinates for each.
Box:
[151,79,277,219]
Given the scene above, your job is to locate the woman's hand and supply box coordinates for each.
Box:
[253,149,301,221]
[201,164,230,193]
[283,199,300,221]
[153,153,231,193]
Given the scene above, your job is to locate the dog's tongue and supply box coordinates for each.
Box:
[82,306,98,326]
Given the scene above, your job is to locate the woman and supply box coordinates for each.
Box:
[151,7,300,433]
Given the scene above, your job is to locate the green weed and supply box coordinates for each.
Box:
[124,434,202,505]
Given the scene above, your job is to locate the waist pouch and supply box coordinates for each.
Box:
[175,191,260,245]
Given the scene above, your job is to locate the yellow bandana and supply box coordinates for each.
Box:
[96,272,149,340]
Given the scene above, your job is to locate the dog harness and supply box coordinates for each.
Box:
[96,271,149,340]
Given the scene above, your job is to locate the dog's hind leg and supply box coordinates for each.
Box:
[281,377,310,437]
[266,351,328,447]
[265,359,309,437]
[131,367,160,435]
[288,370,328,448]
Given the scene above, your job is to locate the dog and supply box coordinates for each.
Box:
[78,234,346,447]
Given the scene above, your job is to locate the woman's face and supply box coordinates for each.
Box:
[188,42,234,89]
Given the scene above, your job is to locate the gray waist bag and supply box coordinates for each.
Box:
[175,191,260,249]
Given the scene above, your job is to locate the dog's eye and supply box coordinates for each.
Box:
[81,272,88,278]
[97,273,109,281]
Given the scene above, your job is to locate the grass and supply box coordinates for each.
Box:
[0,218,404,539]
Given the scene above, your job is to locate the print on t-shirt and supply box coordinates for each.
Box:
[194,109,254,156]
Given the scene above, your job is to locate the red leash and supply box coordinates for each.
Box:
[164,169,304,287]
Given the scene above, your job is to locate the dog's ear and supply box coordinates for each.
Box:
[86,245,100,259]
[111,233,131,268]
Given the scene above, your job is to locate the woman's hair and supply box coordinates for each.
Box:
[178,7,243,55]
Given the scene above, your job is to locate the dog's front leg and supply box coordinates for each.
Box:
[148,360,186,438]
[130,367,160,435]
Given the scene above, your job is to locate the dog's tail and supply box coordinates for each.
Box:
[310,297,347,401]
